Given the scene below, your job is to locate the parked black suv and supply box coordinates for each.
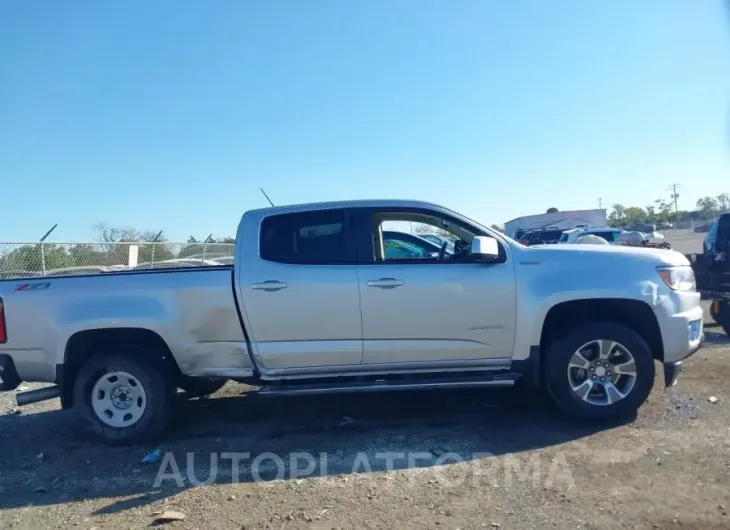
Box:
[626,223,656,233]
[525,228,565,246]
[689,212,730,336]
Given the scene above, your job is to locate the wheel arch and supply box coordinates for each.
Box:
[539,298,664,365]
[61,327,180,409]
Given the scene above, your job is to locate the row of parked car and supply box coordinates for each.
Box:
[513,225,670,249]
[0,254,238,280]
[384,225,670,258]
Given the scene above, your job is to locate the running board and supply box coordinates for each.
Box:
[257,374,518,397]
[16,385,61,406]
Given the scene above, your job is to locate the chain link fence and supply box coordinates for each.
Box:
[672,219,714,231]
[0,241,235,279]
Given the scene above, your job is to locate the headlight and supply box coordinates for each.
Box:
[657,266,696,292]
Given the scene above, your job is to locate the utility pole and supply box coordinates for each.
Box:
[668,184,681,222]
[598,198,603,209]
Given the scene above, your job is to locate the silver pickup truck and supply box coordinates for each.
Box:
[0,200,704,444]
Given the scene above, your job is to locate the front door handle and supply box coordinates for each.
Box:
[252,280,288,292]
[367,278,404,289]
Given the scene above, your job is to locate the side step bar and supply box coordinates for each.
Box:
[12,376,518,404]
[258,374,517,397]
[16,385,61,406]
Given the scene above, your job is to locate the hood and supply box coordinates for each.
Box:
[519,243,689,267]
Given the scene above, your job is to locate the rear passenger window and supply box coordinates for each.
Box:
[260,210,354,264]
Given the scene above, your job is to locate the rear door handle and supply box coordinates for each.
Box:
[252,280,288,292]
[367,278,404,289]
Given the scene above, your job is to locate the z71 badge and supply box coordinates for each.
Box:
[15,282,51,291]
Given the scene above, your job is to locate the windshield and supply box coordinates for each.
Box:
[532,230,563,243]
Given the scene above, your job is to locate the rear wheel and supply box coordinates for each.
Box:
[178,377,227,398]
[545,322,655,419]
[73,352,174,445]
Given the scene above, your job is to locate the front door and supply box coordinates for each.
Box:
[356,208,517,366]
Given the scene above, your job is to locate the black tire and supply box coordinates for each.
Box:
[717,302,730,337]
[710,301,721,323]
[544,321,655,420]
[178,377,227,398]
[73,352,174,445]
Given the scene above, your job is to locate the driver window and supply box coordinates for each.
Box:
[373,212,471,263]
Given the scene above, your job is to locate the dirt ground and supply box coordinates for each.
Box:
[660,230,705,256]
[0,306,728,529]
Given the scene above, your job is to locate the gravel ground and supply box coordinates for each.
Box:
[660,230,705,255]
[0,305,728,529]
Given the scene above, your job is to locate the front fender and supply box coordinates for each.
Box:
[512,263,663,361]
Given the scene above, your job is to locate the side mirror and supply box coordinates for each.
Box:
[471,236,500,262]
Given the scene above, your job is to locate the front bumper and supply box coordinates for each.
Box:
[664,333,705,388]
[656,293,704,364]
[653,290,705,388]
[664,330,704,388]
[0,354,21,391]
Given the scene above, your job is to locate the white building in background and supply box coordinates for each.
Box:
[504,209,607,238]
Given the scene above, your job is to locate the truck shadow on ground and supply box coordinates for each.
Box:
[0,385,634,515]
[702,325,730,347]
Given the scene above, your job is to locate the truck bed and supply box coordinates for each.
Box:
[0,266,253,382]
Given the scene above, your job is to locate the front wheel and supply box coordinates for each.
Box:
[73,352,174,445]
[545,322,655,420]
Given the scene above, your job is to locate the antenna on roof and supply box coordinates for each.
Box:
[260,188,275,207]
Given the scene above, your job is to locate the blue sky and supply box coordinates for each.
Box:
[1,1,728,242]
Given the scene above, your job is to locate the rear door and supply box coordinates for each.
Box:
[237,208,363,372]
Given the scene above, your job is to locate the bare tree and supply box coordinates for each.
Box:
[91,223,172,264]
[93,222,140,245]
[413,223,453,238]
